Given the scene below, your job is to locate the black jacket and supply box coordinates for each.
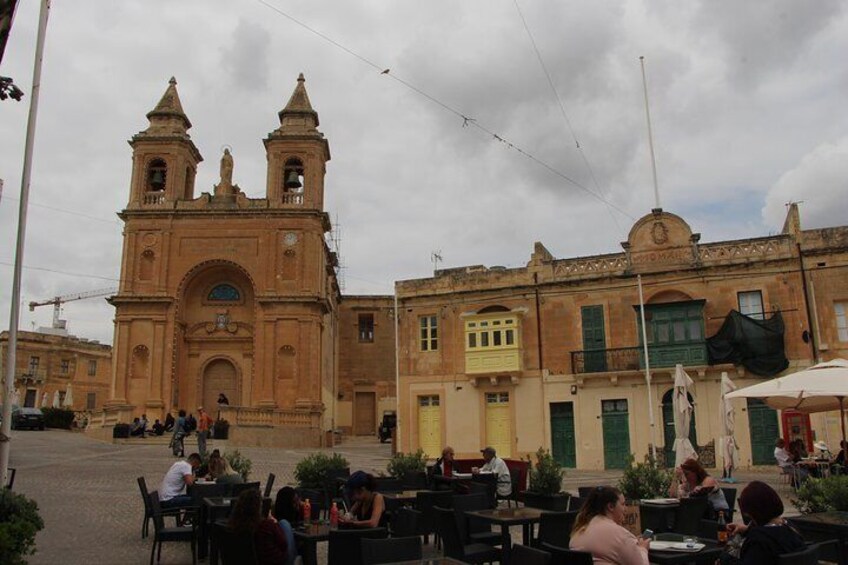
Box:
[739,524,805,564]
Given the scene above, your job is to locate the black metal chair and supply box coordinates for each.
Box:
[721,487,737,520]
[568,496,587,512]
[433,506,500,564]
[540,542,593,565]
[697,518,719,540]
[361,536,422,565]
[263,473,276,499]
[327,527,388,565]
[415,490,453,545]
[402,471,428,490]
[138,476,182,538]
[231,481,261,498]
[674,497,709,535]
[778,542,822,565]
[512,543,552,565]
[534,511,577,548]
[497,468,521,508]
[390,506,422,538]
[452,493,501,547]
[148,490,196,565]
[212,522,258,565]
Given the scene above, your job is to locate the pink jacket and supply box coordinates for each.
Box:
[569,515,649,565]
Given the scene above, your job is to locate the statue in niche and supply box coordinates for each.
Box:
[214,148,235,196]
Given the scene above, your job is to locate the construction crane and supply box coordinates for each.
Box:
[28,287,118,330]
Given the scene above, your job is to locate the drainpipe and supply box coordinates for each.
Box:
[797,243,817,361]
[534,273,548,447]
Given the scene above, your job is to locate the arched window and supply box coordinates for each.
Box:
[208,283,240,302]
[147,159,167,192]
[283,157,304,194]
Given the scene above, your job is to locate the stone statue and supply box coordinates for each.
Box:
[215,148,234,196]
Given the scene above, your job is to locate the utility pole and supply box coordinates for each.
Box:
[1,0,51,489]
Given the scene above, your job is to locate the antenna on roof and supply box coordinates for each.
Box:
[640,56,661,210]
[431,250,443,274]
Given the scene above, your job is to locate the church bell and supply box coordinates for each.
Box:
[150,170,165,189]
[285,170,302,189]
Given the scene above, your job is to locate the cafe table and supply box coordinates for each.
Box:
[201,496,236,562]
[787,511,848,565]
[383,489,431,505]
[648,535,725,565]
[293,523,333,565]
[464,506,545,565]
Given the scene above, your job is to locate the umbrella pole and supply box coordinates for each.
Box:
[840,397,846,447]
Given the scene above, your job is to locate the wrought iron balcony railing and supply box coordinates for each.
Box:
[571,341,708,374]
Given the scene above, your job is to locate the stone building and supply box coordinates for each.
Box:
[0,330,112,412]
[95,75,400,446]
[395,205,848,469]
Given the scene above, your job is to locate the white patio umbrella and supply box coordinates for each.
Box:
[726,359,848,445]
[63,384,74,409]
[719,372,740,482]
[673,364,698,466]
[52,390,60,408]
[41,392,49,408]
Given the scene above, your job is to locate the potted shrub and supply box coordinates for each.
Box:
[386,450,428,487]
[294,453,350,490]
[0,489,44,565]
[224,450,253,481]
[213,418,229,440]
[618,454,673,534]
[523,448,568,511]
[793,475,848,514]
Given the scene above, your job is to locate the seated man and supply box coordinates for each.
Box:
[129,417,144,437]
[775,438,807,485]
[159,453,202,510]
[151,419,165,436]
[477,446,512,498]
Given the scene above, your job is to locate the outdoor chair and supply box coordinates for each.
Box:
[263,473,276,499]
[327,527,387,565]
[568,496,587,512]
[402,470,428,490]
[389,506,422,538]
[496,467,521,508]
[540,542,593,565]
[373,476,404,493]
[138,476,181,538]
[230,481,261,498]
[697,518,719,540]
[778,542,822,565]
[721,487,737,520]
[188,482,227,528]
[674,496,709,535]
[534,511,577,548]
[415,490,453,545]
[361,536,422,564]
[433,506,500,564]
[212,522,258,565]
[148,490,196,565]
[512,543,552,565]
[452,492,501,547]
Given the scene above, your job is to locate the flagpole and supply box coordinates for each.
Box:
[1,0,51,488]
[638,275,657,460]
[640,56,661,209]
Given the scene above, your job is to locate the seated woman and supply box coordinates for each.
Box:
[209,456,245,486]
[569,486,649,565]
[272,487,300,565]
[723,481,804,564]
[669,458,729,518]
[338,471,385,529]
[228,489,288,565]
[831,440,847,474]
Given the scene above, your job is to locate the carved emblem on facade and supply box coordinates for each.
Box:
[205,310,238,334]
[651,221,669,245]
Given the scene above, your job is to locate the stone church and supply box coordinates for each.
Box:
[98,76,396,446]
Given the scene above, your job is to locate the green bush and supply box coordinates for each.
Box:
[40,408,74,429]
[386,450,427,479]
[526,447,564,495]
[294,453,350,489]
[793,475,848,514]
[0,489,44,565]
[224,450,252,481]
[618,454,673,502]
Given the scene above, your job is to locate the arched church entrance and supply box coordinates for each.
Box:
[203,358,238,415]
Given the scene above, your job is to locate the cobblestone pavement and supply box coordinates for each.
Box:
[9,430,796,564]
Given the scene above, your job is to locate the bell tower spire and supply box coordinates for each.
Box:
[127,77,202,207]
[264,74,331,208]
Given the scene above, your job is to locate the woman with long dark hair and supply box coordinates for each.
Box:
[228,489,288,565]
[670,458,729,517]
[722,481,804,564]
[339,471,385,528]
[569,486,649,565]
[272,487,300,565]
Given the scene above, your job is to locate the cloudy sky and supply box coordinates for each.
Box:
[1,0,846,344]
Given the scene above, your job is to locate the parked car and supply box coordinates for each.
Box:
[378,410,396,443]
[11,406,45,430]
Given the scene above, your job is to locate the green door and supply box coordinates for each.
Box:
[661,389,698,468]
[748,398,779,465]
[582,305,607,373]
[602,399,631,470]
[550,402,577,468]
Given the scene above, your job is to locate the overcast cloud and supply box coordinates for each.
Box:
[1,0,846,344]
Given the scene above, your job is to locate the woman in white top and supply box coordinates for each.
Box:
[569,486,649,565]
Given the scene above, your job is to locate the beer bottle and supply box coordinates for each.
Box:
[717,511,728,544]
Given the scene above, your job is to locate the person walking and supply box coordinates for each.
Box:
[170,409,187,457]
[197,407,213,458]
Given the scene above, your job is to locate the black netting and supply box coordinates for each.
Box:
[707,310,789,377]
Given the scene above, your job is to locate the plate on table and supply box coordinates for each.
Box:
[640,498,679,505]
[650,541,705,552]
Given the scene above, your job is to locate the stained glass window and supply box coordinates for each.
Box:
[208,284,240,302]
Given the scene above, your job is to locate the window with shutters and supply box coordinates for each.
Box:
[464,313,520,373]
